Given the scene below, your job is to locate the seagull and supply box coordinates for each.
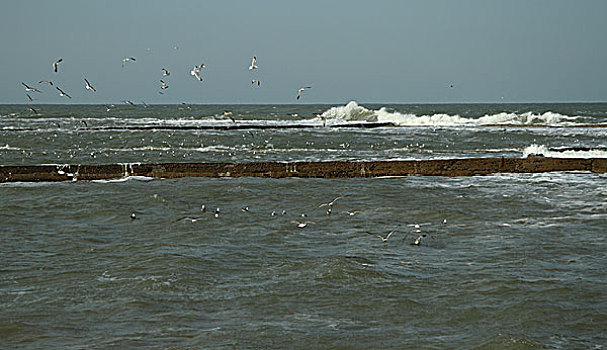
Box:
[52,58,63,73]
[22,82,42,93]
[104,105,114,112]
[214,207,220,218]
[369,230,396,243]
[162,68,170,76]
[315,113,326,127]
[319,196,342,208]
[201,204,206,213]
[296,86,312,100]
[160,80,169,89]
[56,86,71,98]
[223,111,235,122]
[130,212,138,221]
[248,56,258,70]
[39,80,53,86]
[241,206,249,212]
[190,64,204,81]
[251,79,260,86]
[84,78,96,92]
[122,57,136,67]
[122,100,135,105]
[291,220,314,228]
[28,107,38,114]
[411,234,428,246]
[344,210,360,216]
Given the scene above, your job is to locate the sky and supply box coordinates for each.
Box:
[1,0,606,104]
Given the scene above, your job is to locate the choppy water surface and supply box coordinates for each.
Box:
[1,103,606,348]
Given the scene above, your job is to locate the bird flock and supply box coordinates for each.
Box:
[139,194,447,247]
[21,54,313,110]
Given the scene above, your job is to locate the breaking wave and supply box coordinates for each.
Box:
[523,144,607,158]
[321,101,583,126]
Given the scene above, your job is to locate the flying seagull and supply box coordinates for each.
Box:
[190,64,204,81]
[248,56,258,70]
[84,78,96,92]
[56,86,71,98]
[160,80,169,89]
[251,79,260,86]
[122,57,136,67]
[28,107,38,114]
[162,68,170,76]
[39,80,53,86]
[223,110,235,123]
[52,58,63,73]
[368,230,396,243]
[319,196,342,208]
[296,86,312,100]
[316,113,327,127]
[122,100,135,105]
[22,82,42,93]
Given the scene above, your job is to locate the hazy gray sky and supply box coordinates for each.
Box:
[1,0,606,104]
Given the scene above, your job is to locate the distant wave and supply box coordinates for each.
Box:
[321,101,584,126]
[523,144,607,158]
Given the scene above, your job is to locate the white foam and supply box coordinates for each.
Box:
[523,144,607,158]
[0,144,21,150]
[321,101,584,126]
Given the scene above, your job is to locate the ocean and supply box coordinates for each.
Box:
[1,102,606,348]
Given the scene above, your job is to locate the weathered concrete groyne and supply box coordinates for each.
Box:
[1,157,605,182]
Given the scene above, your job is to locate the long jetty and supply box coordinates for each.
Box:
[1,156,605,182]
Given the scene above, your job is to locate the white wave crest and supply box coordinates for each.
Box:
[321,101,582,126]
[523,144,607,158]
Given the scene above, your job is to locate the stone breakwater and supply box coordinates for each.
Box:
[1,156,605,182]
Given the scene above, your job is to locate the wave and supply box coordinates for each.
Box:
[321,101,583,126]
[523,144,607,158]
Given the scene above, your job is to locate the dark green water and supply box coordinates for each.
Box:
[1,103,606,348]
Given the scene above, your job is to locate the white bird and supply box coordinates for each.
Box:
[56,86,71,98]
[84,78,96,92]
[319,196,342,208]
[22,82,42,93]
[291,220,314,228]
[160,80,168,89]
[411,234,428,246]
[162,68,170,76]
[223,111,235,122]
[190,64,204,81]
[39,80,53,86]
[52,58,63,73]
[122,57,136,67]
[369,230,396,243]
[296,86,312,100]
[249,56,258,70]
[122,100,135,105]
[315,113,326,127]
